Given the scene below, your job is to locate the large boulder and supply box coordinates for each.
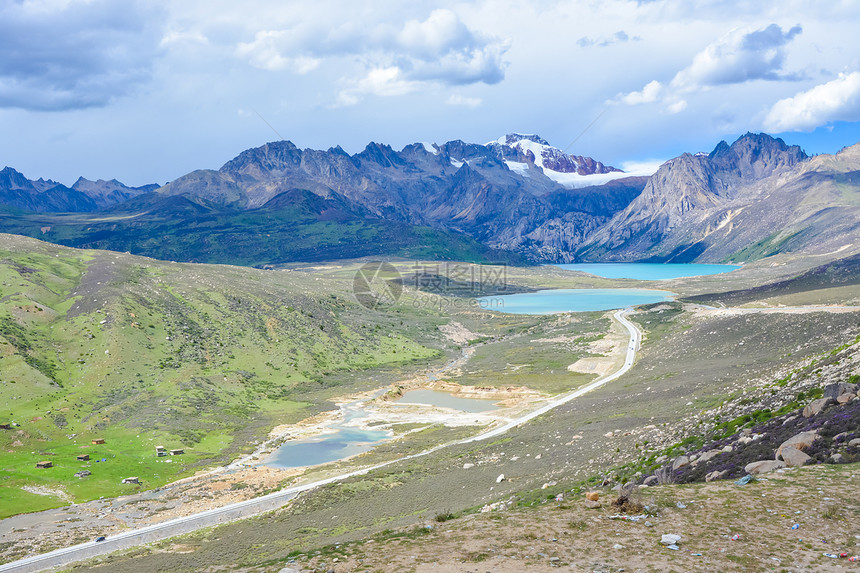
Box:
[780,446,811,467]
[744,460,786,475]
[802,397,833,418]
[672,456,690,471]
[776,431,818,460]
[823,382,857,401]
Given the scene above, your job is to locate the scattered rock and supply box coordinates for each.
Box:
[780,446,811,467]
[776,431,818,459]
[462,463,474,469]
[744,460,786,475]
[660,533,682,546]
[643,475,658,486]
[823,382,857,401]
[694,450,722,465]
[705,470,727,482]
[830,453,844,463]
[672,456,690,471]
[584,499,602,509]
[849,438,860,447]
[802,397,833,418]
[721,445,733,453]
[496,474,505,483]
[837,393,855,404]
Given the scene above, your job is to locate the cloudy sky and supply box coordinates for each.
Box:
[2,0,860,186]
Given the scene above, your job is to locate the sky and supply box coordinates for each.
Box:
[2,0,860,187]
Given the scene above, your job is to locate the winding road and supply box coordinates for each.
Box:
[0,309,641,573]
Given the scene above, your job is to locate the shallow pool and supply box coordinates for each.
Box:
[395,389,499,413]
[265,426,390,469]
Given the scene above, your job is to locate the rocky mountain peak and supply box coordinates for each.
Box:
[355,142,406,168]
[0,167,31,189]
[501,133,550,146]
[489,134,621,177]
[220,140,303,174]
[707,132,808,184]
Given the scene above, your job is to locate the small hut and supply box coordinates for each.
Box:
[169,449,184,455]
[36,461,53,469]
[92,438,105,445]
[77,454,90,461]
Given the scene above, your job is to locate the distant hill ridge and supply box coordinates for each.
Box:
[2,132,860,265]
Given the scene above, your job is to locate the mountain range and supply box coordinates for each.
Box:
[1,132,860,265]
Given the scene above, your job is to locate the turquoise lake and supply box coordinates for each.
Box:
[554,262,740,280]
[480,263,740,314]
[479,288,674,314]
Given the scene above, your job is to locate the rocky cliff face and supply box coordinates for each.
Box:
[155,135,638,261]
[578,133,813,261]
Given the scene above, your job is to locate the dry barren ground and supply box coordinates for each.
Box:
[289,463,860,573]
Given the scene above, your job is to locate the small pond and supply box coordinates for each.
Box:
[394,389,499,413]
[265,426,390,469]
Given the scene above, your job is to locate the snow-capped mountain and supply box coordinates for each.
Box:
[486,133,625,188]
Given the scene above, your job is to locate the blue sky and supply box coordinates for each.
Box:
[2,0,860,186]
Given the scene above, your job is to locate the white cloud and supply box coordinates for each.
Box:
[617,23,803,114]
[577,30,636,48]
[671,24,802,90]
[763,71,860,132]
[397,9,472,58]
[160,28,208,48]
[236,31,320,73]
[337,67,421,107]
[446,94,482,108]
[620,80,663,105]
[232,7,508,102]
[666,99,688,114]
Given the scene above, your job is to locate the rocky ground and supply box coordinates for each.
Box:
[282,462,860,573]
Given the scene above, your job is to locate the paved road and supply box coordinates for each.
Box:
[0,309,641,573]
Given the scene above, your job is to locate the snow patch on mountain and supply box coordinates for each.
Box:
[504,160,531,177]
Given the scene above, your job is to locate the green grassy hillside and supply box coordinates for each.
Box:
[0,235,460,515]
